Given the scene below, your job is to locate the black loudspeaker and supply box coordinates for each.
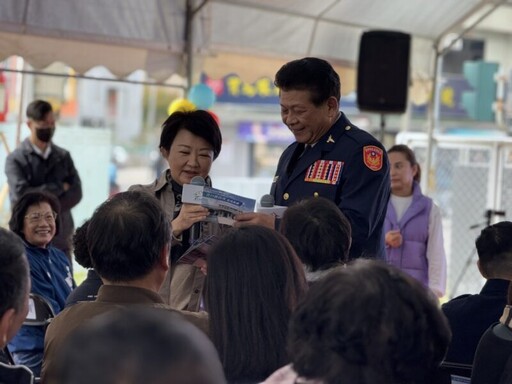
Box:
[357,30,411,113]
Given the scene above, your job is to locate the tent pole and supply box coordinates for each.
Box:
[423,0,507,195]
[15,58,26,147]
[185,0,208,94]
[423,45,441,195]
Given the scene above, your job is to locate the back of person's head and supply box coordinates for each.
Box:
[53,307,225,384]
[26,99,53,121]
[206,225,308,382]
[73,219,92,269]
[499,355,512,384]
[274,57,341,105]
[0,228,30,348]
[9,191,61,238]
[288,259,451,384]
[388,144,421,182]
[475,221,512,279]
[280,197,352,271]
[159,110,222,159]
[87,191,170,282]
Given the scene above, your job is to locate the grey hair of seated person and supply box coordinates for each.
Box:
[53,307,226,384]
[288,259,451,384]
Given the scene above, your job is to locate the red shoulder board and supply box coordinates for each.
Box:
[363,145,383,171]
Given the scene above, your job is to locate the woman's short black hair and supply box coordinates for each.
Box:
[159,110,222,159]
[289,259,451,384]
[9,191,61,239]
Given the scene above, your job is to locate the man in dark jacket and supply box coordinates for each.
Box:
[235,57,390,259]
[5,100,82,258]
[442,221,512,365]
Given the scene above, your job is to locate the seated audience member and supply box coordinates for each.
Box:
[265,259,451,384]
[206,226,308,383]
[8,191,74,376]
[471,282,512,384]
[0,228,33,383]
[65,219,103,306]
[280,197,352,283]
[41,191,207,383]
[442,221,512,365]
[53,307,225,384]
[498,355,512,384]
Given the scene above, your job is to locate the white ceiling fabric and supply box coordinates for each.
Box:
[1,0,511,82]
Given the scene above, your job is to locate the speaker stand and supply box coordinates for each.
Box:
[379,113,386,142]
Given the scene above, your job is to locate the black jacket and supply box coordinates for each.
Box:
[442,279,509,365]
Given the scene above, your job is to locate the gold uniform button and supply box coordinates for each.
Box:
[283,193,289,201]
[313,192,319,197]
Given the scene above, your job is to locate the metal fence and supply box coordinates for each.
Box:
[396,132,512,297]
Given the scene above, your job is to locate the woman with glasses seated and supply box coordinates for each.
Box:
[7,191,74,377]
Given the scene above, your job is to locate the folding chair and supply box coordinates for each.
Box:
[0,362,34,384]
[23,293,55,329]
[440,361,472,384]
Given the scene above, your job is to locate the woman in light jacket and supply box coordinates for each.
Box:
[130,110,223,311]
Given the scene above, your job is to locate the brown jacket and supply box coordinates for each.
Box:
[129,170,224,311]
[41,285,208,383]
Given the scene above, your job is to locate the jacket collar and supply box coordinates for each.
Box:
[96,285,164,304]
[152,169,213,193]
[480,278,510,296]
[286,113,352,182]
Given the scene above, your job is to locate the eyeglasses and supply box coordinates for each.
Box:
[24,211,58,224]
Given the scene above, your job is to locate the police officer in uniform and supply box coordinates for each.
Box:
[235,57,390,259]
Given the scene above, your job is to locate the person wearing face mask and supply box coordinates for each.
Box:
[129,110,223,312]
[5,100,82,260]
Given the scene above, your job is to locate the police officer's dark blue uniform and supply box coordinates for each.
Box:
[271,112,390,259]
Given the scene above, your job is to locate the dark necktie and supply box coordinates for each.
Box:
[287,144,310,175]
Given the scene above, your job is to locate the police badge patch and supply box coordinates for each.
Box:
[363,146,383,171]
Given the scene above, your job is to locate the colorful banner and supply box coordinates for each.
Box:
[202,72,475,119]
[201,73,279,104]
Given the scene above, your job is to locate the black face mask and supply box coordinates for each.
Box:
[36,127,55,143]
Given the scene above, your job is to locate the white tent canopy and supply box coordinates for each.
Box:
[1,0,512,82]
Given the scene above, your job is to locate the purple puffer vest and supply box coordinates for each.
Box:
[384,182,432,286]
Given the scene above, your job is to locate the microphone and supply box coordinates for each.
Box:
[256,194,287,218]
[260,194,275,208]
[189,176,206,244]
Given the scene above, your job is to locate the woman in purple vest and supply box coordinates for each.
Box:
[384,144,447,298]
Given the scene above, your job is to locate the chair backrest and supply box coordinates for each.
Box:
[23,293,55,328]
[440,361,472,384]
[0,362,34,384]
